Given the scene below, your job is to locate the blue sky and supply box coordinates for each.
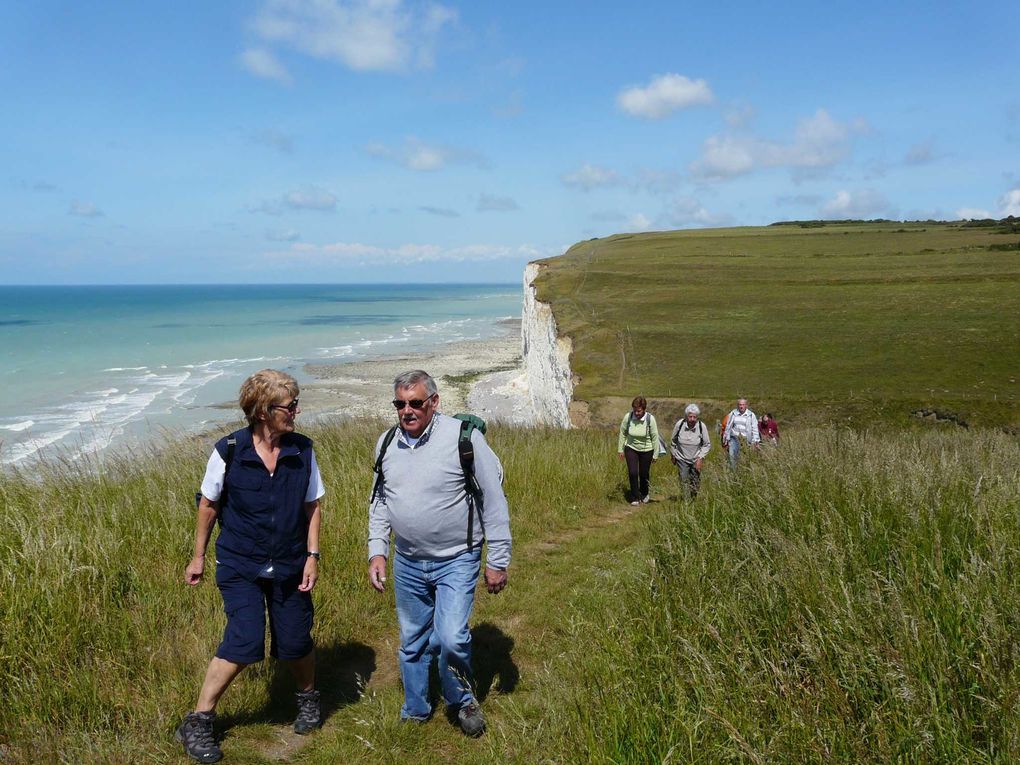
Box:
[2,1,1017,284]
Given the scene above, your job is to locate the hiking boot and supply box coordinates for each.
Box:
[175,711,222,763]
[457,702,486,737]
[641,495,650,504]
[293,689,322,734]
[629,500,640,506]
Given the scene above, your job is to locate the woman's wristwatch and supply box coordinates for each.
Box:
[307,551,321,560]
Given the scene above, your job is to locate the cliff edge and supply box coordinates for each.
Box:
[521,262,575,427]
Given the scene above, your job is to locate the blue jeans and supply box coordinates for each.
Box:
[727,438,741,469]
[393,549,481,719]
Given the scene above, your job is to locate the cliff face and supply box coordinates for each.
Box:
[521,263,574,427]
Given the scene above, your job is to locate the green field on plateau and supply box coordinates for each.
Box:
[532,220,1020,429]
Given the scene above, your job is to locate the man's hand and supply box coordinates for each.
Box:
[298,556,318,592]
[185,556,205,586]
[670,455,677,465]
[722,441,729,450]
[617,452,625,461]
[753,442,762,451]
[484,567,508,595]
[368,555,387,592]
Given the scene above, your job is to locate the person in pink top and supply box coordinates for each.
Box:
[758,412,780,445]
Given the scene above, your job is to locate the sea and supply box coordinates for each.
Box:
[0,283,522,467]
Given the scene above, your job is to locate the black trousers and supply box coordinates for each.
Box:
[624,446,653,501]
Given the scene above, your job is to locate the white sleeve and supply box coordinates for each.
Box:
[200,449,227,502]
[306,449,326,502]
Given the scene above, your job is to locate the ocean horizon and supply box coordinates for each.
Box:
[0,283,522,466]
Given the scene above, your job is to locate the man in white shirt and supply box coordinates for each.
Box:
[722,398,761,469]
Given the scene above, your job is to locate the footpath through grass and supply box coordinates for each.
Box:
[2,420,1019,763]
[533,221,1020,429]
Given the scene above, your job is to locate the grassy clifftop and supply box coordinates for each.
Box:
[532,221,1020,428]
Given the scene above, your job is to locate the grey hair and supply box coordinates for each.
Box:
[393,370,438,396]
[684,403,700,416]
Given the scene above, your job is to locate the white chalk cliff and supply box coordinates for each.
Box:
[521,262,574,427]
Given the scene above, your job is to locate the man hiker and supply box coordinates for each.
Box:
[722,397,761,469]
[367,370,512,736]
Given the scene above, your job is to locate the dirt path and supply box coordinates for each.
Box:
[249,496,655,763]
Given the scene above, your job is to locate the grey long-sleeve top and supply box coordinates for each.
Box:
[368,413,512,570]
[669,419,712,464]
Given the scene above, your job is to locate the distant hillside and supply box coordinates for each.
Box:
[532,220,1020,429]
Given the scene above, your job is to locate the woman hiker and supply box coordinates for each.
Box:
[617,396,660,505]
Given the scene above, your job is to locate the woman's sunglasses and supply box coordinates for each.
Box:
[270,399,300,414]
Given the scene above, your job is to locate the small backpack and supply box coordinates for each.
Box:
[719,412,730,440]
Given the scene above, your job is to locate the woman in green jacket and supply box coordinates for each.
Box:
[618,396,659,505]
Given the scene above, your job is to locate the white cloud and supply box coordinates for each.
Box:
[821,189,893,218]
[689,136,756,180]
[419,205,460,218]
[663,196,732,228]
[956,207,994,220]
[561,163,620,191]
[69,200,103,218]
[999,188,1020,216]
[616,73,714,119]
[627,213,653,231]
[239,48,292,84]
[250,186,337,214]
[477,193,519,212]
[365,137,485,171]
[274,240,543,265]
[691,109,866,180]
[248,0,456,74]
[285,186,337,210]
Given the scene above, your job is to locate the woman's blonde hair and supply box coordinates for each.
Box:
[238,369,300,426]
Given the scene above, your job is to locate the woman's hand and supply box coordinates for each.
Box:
[298,556,318,592]
[617,452,625,461]
[695,457,704,471]
[185,556,205,585]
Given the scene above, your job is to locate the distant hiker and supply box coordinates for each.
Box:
[367,370,511,737]
[722,397,761,469]
[178,369,325,764]
[670,403,712,499]
[759,412,780,445]
[618,396,660,505]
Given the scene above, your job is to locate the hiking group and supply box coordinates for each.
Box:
[618,396,779,503]
[178,368,511,763]
[178,367,778,763]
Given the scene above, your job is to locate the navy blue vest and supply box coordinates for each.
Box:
[214,427,314,581]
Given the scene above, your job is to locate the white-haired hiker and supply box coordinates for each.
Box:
[670,403,712,499]
[722,398,760,469]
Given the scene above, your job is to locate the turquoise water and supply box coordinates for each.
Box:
[0,284,521,465]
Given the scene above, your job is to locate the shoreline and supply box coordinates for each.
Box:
[299,319,533,424]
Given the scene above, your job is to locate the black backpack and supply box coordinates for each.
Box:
[371,414,487,550]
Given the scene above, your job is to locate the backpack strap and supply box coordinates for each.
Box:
[370,426,399,504]
[454,414,486,552]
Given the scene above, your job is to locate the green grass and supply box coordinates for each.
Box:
[532,222,1020,428]
[2,420,1019,763]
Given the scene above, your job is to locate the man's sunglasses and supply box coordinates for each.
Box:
[392,396,433,410]
[270,399,300,414]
